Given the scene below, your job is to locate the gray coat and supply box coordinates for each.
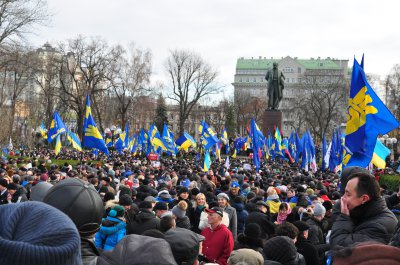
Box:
[223,205,238,240]
[330,197,398,247]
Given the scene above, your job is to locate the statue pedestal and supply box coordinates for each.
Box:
[262,110,282,136]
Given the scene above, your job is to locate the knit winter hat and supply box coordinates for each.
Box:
[119,194,133,206]
[171,200,188,219]
[313,203,326,217]
[0,201,82,265]
[109,205,125,218]
[244,223,262,239]
[228,248,264,265]
[263,236,297,265]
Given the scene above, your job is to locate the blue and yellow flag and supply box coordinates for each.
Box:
[371,140,391,169]
[175,132,196,151]
[162,124,177,154]
[55,134,62,155]
[67,131,82,152]
[47,112,67,143]
[149,124,167,152]
[343,58,399,167]
[220,127,229,155]
[83,95,109,155]
[199,121,219,150]
[40,122,48,140]
[203,150,211,172]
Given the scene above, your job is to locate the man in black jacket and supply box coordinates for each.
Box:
[330,172,398,247]
[245,201,275,240]
[127,201,160,235]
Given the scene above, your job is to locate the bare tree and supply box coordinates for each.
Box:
[57,36,113,138]
[386,64,400,120]
[0,44,36,142]
[296,70,348,142]
[105,43,152,128]
[31,47,61,128]
[0,0,50,45]
[165,49,220,136]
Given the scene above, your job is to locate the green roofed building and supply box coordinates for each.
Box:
[233,56,349,136]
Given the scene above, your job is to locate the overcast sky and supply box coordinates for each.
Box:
[30,0,400,99]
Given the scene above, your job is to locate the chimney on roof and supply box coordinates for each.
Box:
[251,57,253,59]
[259,56,262,59]
[264,57,266,59]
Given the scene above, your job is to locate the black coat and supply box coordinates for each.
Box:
[330,197,398,247]
[0,189,8,204]
[189,206,204,233]
[126,210,160,235]
[245,209,276,239]
[81,237,100,265]
[295,237,320,265]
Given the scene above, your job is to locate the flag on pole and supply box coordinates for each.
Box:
[83,95,109,155]
[343,57,399,167]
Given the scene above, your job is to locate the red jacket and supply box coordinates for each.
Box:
[201,224,234,265]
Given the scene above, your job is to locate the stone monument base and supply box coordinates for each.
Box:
[262,110,282,136]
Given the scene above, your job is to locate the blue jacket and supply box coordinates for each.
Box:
[95,216,126,251]
[232,202,248,234]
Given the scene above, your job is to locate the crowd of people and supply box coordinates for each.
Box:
[1,148,400,265]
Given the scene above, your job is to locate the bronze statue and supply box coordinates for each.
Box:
[265,62,285,110]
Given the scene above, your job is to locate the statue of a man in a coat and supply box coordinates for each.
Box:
[265,62,285,110]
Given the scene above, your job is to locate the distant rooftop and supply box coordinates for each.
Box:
[236,56,345,70]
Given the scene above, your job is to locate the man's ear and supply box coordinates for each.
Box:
[361,194,371,204]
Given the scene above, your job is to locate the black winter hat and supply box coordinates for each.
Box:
[244,223,262,239]
[139,201,153,210]
[0,178,7,187]
[43,178,104,236]
[263,236,297,264]
[119,194,133,206]
[293,220,310,232]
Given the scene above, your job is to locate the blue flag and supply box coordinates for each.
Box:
[83,95,109,155]
[250,119,262,170]
[343,58,400,167]
[198,121,219,151]
[322,132,327,170]
[47,112,67,143]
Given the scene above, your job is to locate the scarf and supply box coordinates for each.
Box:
[277,203,292,224]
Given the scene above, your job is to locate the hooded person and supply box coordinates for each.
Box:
[0,201,82,265]
[95,205,126,251]
[96,234,177,265]
[43,178,104,265]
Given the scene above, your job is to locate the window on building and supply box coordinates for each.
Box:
[253,77,256,82]
[239,78,242,82]
[292,78,295,83]
[298,67,301,73]
[246,78,249,82]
